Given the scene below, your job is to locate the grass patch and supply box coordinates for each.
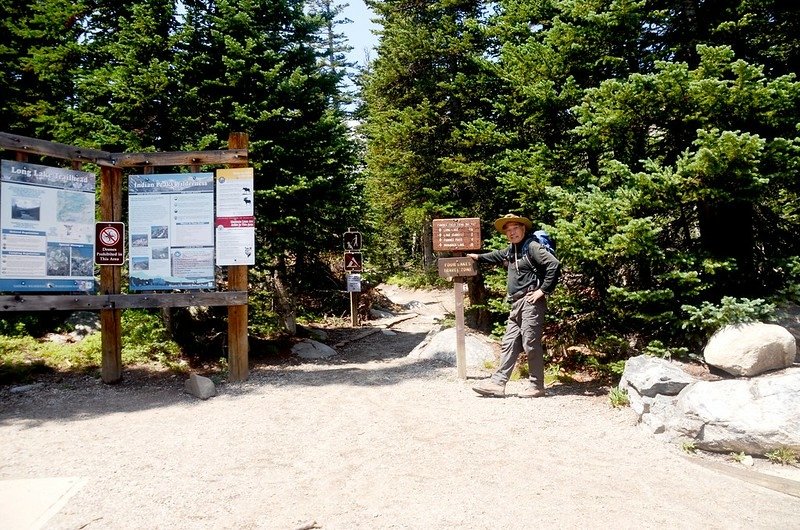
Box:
[766,447,798,466]
[0,309,188,385]
[608,386,630,408]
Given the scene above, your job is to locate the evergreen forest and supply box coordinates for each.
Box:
[1,0,799,374]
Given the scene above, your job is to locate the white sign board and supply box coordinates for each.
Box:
[128,172,215,291]
[346,273,361,292]
[215,167,255,266]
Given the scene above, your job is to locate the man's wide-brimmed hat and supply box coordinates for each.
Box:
[494,213,533,232]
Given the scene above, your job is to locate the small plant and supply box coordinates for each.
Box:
[608,386,629,408]
[643,340,690,360]
[681,441,697,454]
[728,451,748,463]
[765,447,798,466]
[210,356,229,384]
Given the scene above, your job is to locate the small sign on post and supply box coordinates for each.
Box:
[437,257,478,279]
[346,273,362,292]
[95,222,125,266]
[344,251,363,272]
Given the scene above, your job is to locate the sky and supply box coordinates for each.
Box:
[340,0,380,68]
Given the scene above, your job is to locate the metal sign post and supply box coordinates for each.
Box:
[433,218,481,379]
[343,228,363,327]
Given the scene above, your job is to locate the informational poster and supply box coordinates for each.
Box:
[0,160,96,292]
[215,167,255,265]
[346,273,362,292]
[128,172,215,291]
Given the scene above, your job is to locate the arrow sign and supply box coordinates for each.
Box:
[344,251,363,271]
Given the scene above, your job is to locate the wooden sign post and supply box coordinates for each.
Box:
[433,218,481,379]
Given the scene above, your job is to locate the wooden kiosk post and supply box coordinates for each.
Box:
[433,218,481,380]
[99,165,124,382]
[226,132,250,382]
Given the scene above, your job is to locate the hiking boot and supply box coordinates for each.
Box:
[518,385,546,398]
[472,379,506,397]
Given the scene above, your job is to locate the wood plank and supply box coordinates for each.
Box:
[110,149,247,168]
[0,132,113,165]
[0,292,248,311]
[1,132,247,168]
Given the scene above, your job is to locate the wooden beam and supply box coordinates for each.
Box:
[0,291,248,311]
[0,132,113,165]
[226,132,250,382]
[109,149,247,168]
[1,131,246,168]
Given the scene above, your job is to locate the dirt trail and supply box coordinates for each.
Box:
[1,285,798,529]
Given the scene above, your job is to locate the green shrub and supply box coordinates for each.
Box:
[643,340,690,360]
[681,296,775,342]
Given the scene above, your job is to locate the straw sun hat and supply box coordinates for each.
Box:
[494,213,533,232]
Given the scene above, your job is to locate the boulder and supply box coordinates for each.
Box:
[619,354,697,398]
[407,327,497,367]
[665,368,800,454]
[185,373,216,400]
[292,339,338,360]
[704,323,796,376]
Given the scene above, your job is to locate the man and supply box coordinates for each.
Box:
[467,214,561,398]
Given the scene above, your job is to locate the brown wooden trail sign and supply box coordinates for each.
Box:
[432,217,481,252]
[437,257,478,279]
[433,217,483,380]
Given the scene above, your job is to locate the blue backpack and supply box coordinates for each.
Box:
[523,230,556,258]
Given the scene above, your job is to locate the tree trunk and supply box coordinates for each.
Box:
[466,274,493,332]
[273,255,297,335]
[698,200,755,296]
[422,217,435,270]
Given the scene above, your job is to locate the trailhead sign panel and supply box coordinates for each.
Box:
[0,160,96,292]
[128,173,216,291]
[215,167,255,266]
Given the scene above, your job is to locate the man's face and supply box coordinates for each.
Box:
[502,222,526,244]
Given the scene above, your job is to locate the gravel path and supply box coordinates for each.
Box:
[1,286,799,529]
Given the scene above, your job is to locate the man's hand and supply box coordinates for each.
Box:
[466,253,479,261]
[525,289,546,303]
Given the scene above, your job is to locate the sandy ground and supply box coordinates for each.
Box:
[1,285,799,529]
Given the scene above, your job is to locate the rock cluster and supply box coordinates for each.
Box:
[620,322,799,455]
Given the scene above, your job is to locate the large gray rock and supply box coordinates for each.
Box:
[619,355,696,428]
[620,354,697,398]
[407,327,496,367]
[292,339,338,360]
[704,323,796,376]
[665,368,800,455]
[185,373,216,400]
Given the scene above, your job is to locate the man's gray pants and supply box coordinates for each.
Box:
[490,295,546,390]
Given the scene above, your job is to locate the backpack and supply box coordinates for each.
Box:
[522,230,556,258]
